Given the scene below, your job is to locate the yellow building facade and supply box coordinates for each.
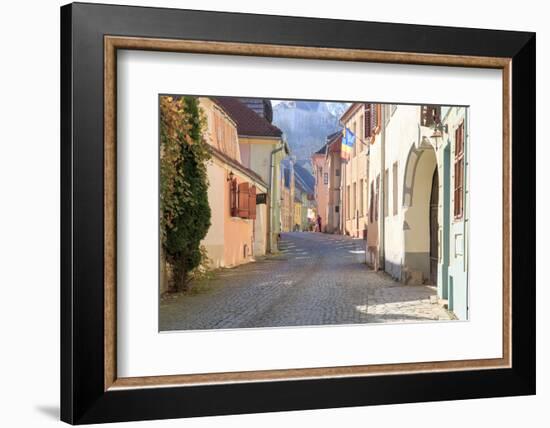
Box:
[340,103,372,238]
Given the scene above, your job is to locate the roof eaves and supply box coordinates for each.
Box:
[209,145,267,189]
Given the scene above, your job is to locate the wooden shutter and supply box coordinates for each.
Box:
[421,105,430,126]
[238,182,250,218]
[364,104,372,139]
[230,178,238,217]
[370,104,377,136]
[421,105,442,127]
[248,186,257,220]
[454,122,465,219]
[433,106,441,125]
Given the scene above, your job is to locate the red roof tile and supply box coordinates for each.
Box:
[313,143,328,155]
[213,97,283,138]
[327,134,342,153]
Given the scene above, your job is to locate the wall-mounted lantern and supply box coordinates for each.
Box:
[430,123,448,150]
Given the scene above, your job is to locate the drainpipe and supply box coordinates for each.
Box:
[380,106,386,271]
[269,142,285,252]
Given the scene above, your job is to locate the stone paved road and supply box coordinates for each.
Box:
[160,232,453,331]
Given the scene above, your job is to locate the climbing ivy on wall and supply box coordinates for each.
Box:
[160,95,211,291]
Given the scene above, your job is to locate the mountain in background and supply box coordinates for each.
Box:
[272,101,349,169]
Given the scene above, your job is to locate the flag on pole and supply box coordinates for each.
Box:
[341,127,355,161]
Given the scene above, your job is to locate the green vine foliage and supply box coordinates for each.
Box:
[160,96,212,291]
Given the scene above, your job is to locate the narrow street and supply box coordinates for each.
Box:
[160,232,452,331]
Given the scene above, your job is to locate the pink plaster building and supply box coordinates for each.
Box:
[199,97,268,268]
[311,143,329,232]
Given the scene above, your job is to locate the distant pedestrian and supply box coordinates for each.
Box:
[316,215,322,233]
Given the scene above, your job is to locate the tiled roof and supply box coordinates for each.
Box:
[326,131,341,141]
[281,160,315,195]
[214,97,283,138]
[314,143,328,155]
[283,167,291,188]
[293,163,315,194]
[237,98,273,123]
[327,133,342,153]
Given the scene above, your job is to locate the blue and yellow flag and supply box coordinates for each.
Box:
[341,127,355,161]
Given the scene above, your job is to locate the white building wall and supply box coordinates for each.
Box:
[361,103,468,319]
[383,104,421,280]
[253,203,268,256]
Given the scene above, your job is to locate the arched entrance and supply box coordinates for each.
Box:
[402,143,439,285]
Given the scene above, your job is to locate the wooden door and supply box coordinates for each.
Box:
[429,168,439,285]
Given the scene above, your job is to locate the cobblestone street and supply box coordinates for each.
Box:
[160,232,453,331]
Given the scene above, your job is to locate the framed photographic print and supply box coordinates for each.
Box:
[60,2,536,424]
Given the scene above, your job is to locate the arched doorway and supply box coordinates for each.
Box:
[429,168,439,284]
[402,143,439,285]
